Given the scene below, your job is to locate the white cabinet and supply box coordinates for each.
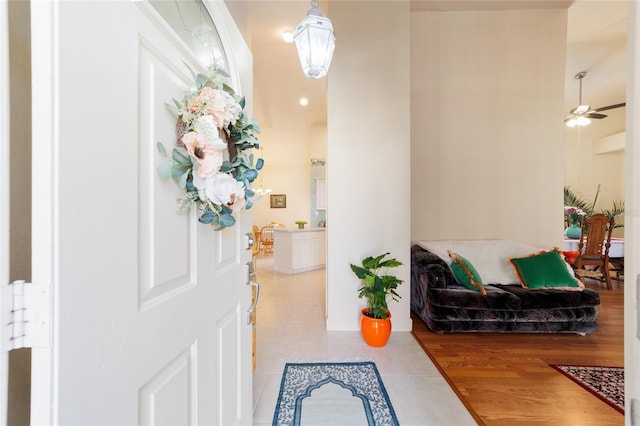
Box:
[273,228,326,274]
[316,178,326,210]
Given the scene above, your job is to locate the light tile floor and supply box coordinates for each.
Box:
[252,256,477,426]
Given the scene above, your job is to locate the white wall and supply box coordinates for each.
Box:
[410,9,568,249]
[327,1,411,331]
[251,163,312,228]
[249,121,326,229]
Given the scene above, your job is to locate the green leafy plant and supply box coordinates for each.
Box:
[350,253,403,320]
[564,185,599,216]
[564,185,624,228]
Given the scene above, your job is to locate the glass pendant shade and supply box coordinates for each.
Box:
[293,6,335,79]
[566,116,591,128]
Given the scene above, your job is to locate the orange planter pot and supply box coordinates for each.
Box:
[563,250,579,264]
[360,308,392,347]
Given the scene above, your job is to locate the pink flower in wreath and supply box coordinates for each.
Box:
[185,93,207,115]
[198,86,241,129]
[181,131,224,178]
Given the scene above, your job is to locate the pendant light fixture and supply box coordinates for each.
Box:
[293,0,335,79]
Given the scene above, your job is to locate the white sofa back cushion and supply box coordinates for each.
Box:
[417,240,542,285]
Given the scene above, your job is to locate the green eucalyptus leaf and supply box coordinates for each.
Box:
[256,158,264,170]
[157,162,172,179]
[157,142,168,157]
[171,164,190,180]
[195,73,208,89]
[250,119,261,133]
[218,213,236,228]
[222,82,235,95]
[220,161,234,173]
[185,178,197,192]
[199,211,217,225]
[243,169,258,182]
[178,169,190,188]
[173,147,191,166]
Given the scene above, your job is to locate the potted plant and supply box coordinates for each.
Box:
[295,220,307,229]
[350,252,403,347]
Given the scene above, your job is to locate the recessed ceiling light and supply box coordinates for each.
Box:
[281,29,294,44]
[299,98,309,106]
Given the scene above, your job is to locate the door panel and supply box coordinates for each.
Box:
[139,345,196,425]
[139,36,196,310]
[29,1,253,424]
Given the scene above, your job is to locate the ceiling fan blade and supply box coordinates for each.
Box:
[585,112,607,119]
[595,102,626,112]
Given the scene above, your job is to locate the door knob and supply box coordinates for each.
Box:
[245,232,255,250]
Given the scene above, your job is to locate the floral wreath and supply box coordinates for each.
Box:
[157,66,263,230]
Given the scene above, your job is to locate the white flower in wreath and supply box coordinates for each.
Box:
[194,172,247,213]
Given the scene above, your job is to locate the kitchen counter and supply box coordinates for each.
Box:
[273,228,326,274]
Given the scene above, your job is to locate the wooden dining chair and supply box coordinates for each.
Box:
[574,213,614,290]
[260,226,275,254]
[252,225,261,265]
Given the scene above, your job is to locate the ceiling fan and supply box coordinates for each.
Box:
[564,71,626,127]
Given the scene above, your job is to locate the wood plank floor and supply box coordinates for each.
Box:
[411,278,624,426]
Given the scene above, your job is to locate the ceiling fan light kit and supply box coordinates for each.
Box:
[564,70,625,128]
[566,115,591,128]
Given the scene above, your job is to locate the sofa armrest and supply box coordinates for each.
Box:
[411,245,456,317]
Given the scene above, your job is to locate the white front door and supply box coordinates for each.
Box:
[29,1,253,424]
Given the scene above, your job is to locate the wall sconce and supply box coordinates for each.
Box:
[293,0,335,79]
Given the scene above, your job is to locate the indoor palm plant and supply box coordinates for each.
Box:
[350,252,403,347]
[564,185,625,228]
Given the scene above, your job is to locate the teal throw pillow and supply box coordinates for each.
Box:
[509,249,582,289]
[447,250,486,295]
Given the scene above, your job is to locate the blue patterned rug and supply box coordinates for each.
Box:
[272,361,399,426]
[551,364,624,414]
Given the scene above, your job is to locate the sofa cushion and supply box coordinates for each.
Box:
[510,249,582,289]
[448,250,486,295]
[417,240,540,284]
[497,285,600,310]
[427,284,521,311]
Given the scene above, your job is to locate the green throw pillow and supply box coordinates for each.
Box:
[447,250,486,295]
[510,249,581,289]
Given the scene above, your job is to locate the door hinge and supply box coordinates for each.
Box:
[1,280,50,351]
